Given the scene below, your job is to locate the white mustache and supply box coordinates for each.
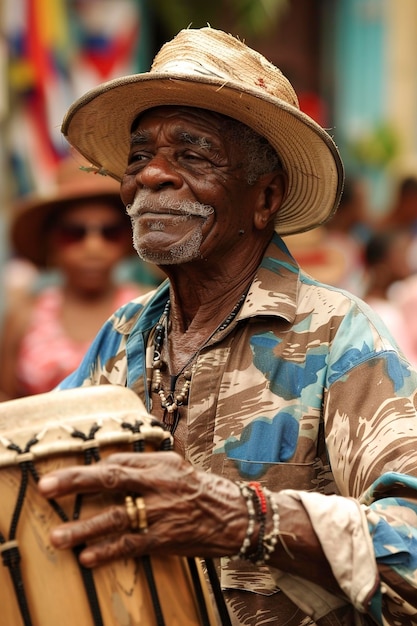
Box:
[127,196,214,219]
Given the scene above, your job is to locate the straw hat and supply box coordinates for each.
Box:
[11,156,130,267]
[61,26,344,236]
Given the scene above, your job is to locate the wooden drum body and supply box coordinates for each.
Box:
[0,386,218,626]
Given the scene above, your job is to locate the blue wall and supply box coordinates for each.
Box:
[331,0,389,212]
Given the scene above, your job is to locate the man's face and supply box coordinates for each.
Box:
[120,106,271,266]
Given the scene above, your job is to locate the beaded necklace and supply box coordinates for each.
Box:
[151,291,247,434]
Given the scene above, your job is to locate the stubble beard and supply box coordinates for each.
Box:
[127,197,214,265]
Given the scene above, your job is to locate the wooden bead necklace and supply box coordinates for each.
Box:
[151,292,247,434]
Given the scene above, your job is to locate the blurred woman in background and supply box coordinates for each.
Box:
[0,156,146,399]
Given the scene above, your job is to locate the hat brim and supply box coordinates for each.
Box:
[11,187,129,267]
[62,73,344,235]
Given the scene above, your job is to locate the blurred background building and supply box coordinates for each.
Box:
[1,0,417,318]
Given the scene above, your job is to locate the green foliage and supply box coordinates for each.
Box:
[348,122,401,168]
[232,0,288,34]
[150,0,288,37]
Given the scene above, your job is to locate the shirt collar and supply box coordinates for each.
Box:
[238,233,300,323]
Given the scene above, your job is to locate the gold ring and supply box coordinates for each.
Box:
[135,497,148,533]
[125,496,138,531]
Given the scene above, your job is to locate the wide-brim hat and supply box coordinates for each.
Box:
[61,27,344,236]
[11,157,131,267]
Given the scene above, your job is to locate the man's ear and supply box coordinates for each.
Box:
[253,170,287,230]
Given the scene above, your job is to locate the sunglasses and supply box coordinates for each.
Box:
[53,222,130,245]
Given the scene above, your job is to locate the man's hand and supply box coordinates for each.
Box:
[38,451,246,567]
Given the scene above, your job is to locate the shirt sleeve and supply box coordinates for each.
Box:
[56,303,138,390]
[323,310,417,623]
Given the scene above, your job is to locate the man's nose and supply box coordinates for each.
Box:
[135,154,183,190]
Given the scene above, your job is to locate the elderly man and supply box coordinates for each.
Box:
[36,27,417,625]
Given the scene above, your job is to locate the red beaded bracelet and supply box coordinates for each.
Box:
[247,481,267,563]
[233,481,281,565]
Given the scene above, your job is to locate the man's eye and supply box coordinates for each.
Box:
[128,152,145,164]
[184,151,204,160]
[182,150,214,165]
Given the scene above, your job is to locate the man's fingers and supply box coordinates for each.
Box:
[38,464,132,497]
[78,533,147,568]
[49,505,130,548]
[49,504,153,567]
[37,451,181,498]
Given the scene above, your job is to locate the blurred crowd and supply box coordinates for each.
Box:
[284,173,417,369]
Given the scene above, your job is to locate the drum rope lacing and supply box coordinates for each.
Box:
[122,419,166,626]
[0,435,38,626]
[0,427,106,626]
[0,418,229,626]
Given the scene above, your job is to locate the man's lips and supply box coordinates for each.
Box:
[134,211,206,235]
[136,209,201,219]
[136,211,205,227]
[128,198,214,221]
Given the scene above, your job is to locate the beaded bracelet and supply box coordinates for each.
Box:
[234,482,281,565]
[247,481,267,563]
[234,483,257,560]
[261,487,280,563]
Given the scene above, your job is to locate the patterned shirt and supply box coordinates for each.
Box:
[59,234,417,626]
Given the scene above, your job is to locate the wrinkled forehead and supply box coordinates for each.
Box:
[130,105,243,135]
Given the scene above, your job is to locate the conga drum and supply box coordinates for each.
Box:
[0,386,225,626]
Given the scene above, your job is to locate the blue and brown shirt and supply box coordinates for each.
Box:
[59,233,417,625]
